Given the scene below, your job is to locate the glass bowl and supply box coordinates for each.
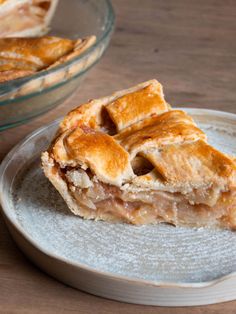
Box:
[0,0,115,131]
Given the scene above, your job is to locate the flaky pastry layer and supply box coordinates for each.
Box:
[0,35,96,82]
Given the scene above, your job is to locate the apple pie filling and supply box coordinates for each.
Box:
[63,167,236,227]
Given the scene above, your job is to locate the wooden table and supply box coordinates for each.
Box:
[1,0,236,312]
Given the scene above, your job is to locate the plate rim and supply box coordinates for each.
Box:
[1,107,236,290]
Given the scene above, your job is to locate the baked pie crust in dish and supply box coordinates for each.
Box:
[0,0,58,37]
[0,35,96,83]
[41,80,236,229]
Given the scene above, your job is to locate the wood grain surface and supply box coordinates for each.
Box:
[1,0,236,312]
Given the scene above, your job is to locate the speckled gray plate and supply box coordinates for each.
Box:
[1,108,236,306]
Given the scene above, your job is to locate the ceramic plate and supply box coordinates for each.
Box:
[1,108,236,306]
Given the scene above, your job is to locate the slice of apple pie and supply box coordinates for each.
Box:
[41,80,236,229]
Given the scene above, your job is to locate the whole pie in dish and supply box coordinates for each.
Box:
[0,35,96,82]
[0,0,58,37]
[41,80,236,229]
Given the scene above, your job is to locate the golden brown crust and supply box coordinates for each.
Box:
[114,110,207,157]
[144,140,236,184]
[48,36,96,69]
[0,69,34,82]
[0,37,75,71]
[136,140,236,205]
[50,79,236,190]
[52,126,134,186]
[106,81,168,131]
[0,35,96,82]
[59,80,168,133]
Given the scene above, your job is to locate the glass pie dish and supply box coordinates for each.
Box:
[0,0,115,131]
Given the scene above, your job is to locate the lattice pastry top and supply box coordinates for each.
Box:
[51,80,236,199]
